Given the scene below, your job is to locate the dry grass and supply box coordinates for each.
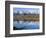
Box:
[13,15,39,21]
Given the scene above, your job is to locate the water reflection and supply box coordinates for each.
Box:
[13,21,40,30]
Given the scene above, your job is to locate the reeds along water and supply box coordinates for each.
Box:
[13,14,39,21]
[13,13,40,30]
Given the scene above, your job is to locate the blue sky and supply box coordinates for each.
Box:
[13,8,40,14]
[13,8,39,11]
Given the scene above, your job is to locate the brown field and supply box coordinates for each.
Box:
[13,15,39,21]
